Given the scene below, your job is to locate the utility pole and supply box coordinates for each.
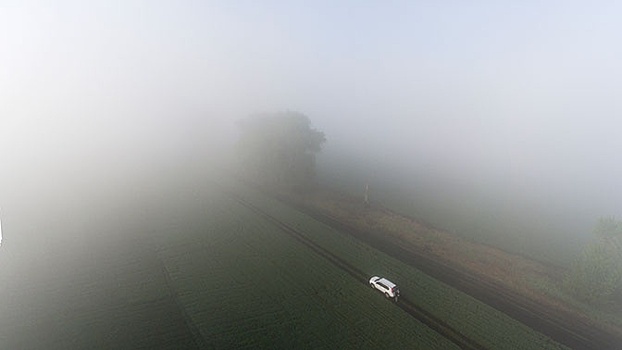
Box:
[364,183,370,207]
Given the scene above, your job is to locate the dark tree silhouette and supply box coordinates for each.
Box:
[236,111,326,186]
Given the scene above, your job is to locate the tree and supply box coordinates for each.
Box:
[565,217,622,305]
[235,111,326,186]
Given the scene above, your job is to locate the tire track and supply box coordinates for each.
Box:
[148,235,209,349]
[230,194,486,350]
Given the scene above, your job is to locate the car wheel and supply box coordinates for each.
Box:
[385,292,389,298]
[370,283,375,289]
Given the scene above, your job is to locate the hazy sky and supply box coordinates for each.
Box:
[1,1,621,212]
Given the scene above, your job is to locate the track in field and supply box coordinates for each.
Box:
[274,196,622,350]
[230,194,486,350]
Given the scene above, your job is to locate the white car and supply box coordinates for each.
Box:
[369,276,400,300]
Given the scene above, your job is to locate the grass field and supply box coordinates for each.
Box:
[233,186,569,349]
[0,178,570,348]
[316,159,588,267]
[0,181,456,348]
[151,190,460,348]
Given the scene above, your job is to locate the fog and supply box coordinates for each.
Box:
[1,1,621,260]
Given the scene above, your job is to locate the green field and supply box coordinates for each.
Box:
[151,189,461,348]
[233,186,568,350]
[0,180,568,348]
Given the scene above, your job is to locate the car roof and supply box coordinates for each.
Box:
[377,278,396,288]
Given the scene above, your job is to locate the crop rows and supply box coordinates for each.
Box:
[231,193,490,349]
[151,192,460,349]
[0,224,201,349]
[231,187,569,350]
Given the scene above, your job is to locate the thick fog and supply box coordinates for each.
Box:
[1,1,621,254]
